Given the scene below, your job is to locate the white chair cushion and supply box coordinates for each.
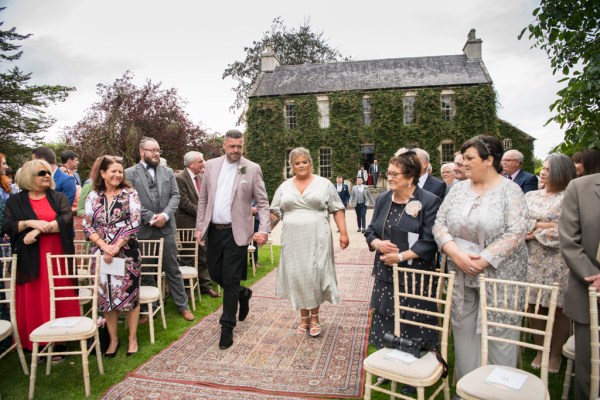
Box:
[457,364,547,400]
[0,319,12,340]
[140,285,160,303]
[79,288,92,304]
[563,335,575,358]
[30,317,95,341]
[179,266,197,279]
[363,348,442,381]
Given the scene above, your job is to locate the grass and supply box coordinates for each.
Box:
[0,245,574,399]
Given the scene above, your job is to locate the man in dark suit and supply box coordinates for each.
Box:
[334,175,350,208]
[175,151,219,298]
[368,159,380,187]
[32,147,77,205]
[414,148,446,201]
[125,137,194,322]
[196,129,270,349]
[501,150,538,193]
[559,173,600,400]
[61,150,82,186]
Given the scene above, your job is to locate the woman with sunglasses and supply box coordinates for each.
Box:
[433,135,528,383]
[2,159,80,354]
[82,155,142,357]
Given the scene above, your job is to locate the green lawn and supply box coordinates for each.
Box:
[0,246,573,399]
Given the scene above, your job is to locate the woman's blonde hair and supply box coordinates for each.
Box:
[18,160,56,191]
[288,147,313,175]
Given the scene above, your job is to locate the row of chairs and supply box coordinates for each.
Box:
[363,264,600,400]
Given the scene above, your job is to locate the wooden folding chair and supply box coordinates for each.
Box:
[176,228,201,310]
[265,235,274,265]
[29,253,103,399]
[363,266,455,400]
[247,245,256,276]
[456,276,559,400]
[138,239,166,344]
[73,240,93,316]
[0,255,29,375]
[561,327,575,400]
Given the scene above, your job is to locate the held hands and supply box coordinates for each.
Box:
[253,232,268,246]
[23,229,41,245]
[149,214,167,228]
[380,252,400,266]
[27,220,52,233]
[452,250,483,276]
[376,239,399,255]
[103,253,113,264]
[101,243,120,257]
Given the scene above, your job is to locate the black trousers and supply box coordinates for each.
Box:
[206,225,249,330]
[355,203,367,229]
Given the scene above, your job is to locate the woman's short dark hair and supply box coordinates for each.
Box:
[460,135,504,173]
[545,154,576,192]
[388,151,422,185]
[93,156,130,192]
[573,148,600,176]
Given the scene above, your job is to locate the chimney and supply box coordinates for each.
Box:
[462,29,482,60]
[261,44,280,72]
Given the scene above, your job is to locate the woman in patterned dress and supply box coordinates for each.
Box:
[525,154,575,372]
[270,147,349,337]
[433,135,529,382]
[364,152,442,350]
[82,156,142,357]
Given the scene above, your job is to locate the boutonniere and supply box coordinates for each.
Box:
[238,166,246,175]
[405,200,422,218]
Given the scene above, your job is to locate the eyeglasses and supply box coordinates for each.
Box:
[501,159,517,164]
[142,148,162,155]
[37,170,52,177]
[386,171,406,178]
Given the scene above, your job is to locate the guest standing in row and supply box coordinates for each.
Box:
[572,148,600,177]
[2,160,79,354]
[433,136,528,382]
[501,149,538,193]
[365,152,441,349]
[524,154,575,372]
[83,156,142,357]
[270,147,349,337]
[334,175,350,208]
[349,177,374,233]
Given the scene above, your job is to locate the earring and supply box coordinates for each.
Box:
[407,183,411,188]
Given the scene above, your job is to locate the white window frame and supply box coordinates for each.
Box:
[440,90,455,121]
[403,93,416,125]
[503,138,513,150]
[319,147,332,179]
[284,100,296,129]
[285,149,293,178]
[317,95,330,129]
[363,96,372,126]
[439,140,455,164]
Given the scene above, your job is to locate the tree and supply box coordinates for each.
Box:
[0,7,74,156]
[519,0,600,152]
[223,17,350,124]
[64,71,209,172]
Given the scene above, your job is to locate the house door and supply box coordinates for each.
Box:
[360,144,375,184]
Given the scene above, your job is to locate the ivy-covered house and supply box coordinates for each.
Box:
[246,29,535,197]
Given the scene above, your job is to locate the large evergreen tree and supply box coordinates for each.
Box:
[223,17,350,124]
[0,7,74,155]
[520,0,600,152]
[65,71,208,171]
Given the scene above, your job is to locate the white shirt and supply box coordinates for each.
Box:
[186,168,200,195]
[212,160,239,224]
[418,173,428,188]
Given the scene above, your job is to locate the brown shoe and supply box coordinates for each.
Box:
[203,288,220,298]
[138,315,150,325]
[181,310,195,321]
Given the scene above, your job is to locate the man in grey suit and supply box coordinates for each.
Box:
[559,173,600,400]
[125,137,194,322]
[175,151,219,298]
[196,129,270,349]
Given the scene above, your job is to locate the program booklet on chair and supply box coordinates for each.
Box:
[484,367,528,392]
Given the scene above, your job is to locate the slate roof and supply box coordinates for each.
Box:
[249,54,492,98]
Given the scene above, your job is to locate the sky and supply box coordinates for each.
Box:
[1,0,565,159]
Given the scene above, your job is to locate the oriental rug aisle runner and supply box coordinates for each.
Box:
[102,249,375,400]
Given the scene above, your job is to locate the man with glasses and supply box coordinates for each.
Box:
[501,149,538,193]
[125,137,194,322]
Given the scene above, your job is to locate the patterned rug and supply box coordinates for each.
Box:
[333,248,374,265]
[102,249,374,399]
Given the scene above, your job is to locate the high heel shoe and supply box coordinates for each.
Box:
[104,340,120,358]
[309,313,321,337]
[126,338,138,357]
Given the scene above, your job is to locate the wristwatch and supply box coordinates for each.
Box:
[398,252,404,263]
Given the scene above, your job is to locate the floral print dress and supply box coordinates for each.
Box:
[525,189,567,307]
[82,187,142,312]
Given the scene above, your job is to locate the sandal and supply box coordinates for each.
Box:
[309,313,321,337]
[296,316,310,334]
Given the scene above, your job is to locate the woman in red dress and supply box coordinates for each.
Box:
[2,159,79,353]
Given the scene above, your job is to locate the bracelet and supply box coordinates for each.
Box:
[398,252,404,263]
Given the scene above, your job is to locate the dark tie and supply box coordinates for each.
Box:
[146,164,155,183]
[505,175,512,180]
[194,175,201,193]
